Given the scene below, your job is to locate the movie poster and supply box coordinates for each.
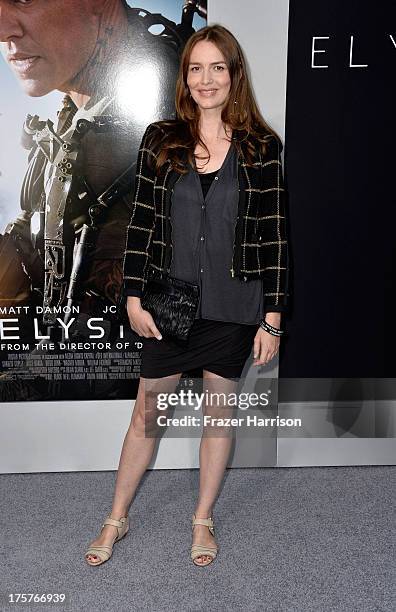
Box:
[0,1,206,402]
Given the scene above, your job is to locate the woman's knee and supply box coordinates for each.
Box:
[131,397,160,435]
[130,374,182,435]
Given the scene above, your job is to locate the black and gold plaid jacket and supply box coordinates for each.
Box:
[122,122,290,312]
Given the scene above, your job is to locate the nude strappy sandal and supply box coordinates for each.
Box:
[191,514,218,566]
[85,514,129,566]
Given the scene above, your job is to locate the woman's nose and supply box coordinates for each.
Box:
[200,70,213,85]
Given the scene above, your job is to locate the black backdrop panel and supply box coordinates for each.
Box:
[280,1,395,377]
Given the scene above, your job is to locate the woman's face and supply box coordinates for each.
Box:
[186,40,231,112]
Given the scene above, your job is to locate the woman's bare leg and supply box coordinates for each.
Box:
[86,373,182,562]
[192,370,238,564]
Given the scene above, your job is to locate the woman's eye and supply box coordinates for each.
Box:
[189,65,226,72]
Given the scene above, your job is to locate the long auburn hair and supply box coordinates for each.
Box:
[148,24,281,174]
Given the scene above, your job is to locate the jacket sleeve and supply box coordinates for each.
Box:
[260,136,290,314]
[122,123,157,297]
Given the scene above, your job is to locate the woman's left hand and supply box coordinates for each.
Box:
[253,327,280,366]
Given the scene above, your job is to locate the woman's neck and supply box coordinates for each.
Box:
[198,110,232,143]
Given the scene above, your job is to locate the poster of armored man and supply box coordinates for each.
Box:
[0,1,207,401]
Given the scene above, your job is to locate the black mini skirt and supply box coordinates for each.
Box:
[140,318,258,380]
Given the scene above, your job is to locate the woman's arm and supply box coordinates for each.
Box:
[122,123,163,340]
[259,136,290,314]
[122,123,158,298]
[253,137,289,365]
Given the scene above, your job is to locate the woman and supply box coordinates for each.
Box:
[85,24,289,568]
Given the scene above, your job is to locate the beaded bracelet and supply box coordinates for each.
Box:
[259,319,284,337]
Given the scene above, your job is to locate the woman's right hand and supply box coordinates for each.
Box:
[126,296,162,340]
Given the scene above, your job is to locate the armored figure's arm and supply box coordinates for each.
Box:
[1,211,44,289]
[0,112,57,305]
[0,211,46,307]
[0,232,32,307]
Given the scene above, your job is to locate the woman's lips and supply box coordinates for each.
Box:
[198,89,218,97]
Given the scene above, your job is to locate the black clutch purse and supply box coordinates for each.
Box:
[141,273,200,341]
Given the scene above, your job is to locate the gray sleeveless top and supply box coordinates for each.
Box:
[169,143,263,325]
